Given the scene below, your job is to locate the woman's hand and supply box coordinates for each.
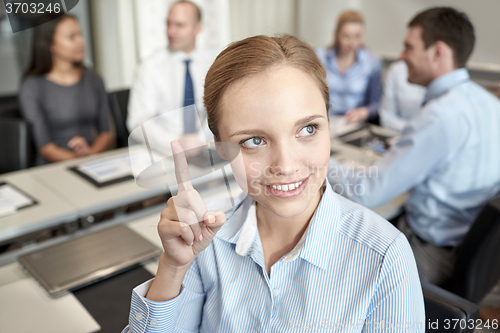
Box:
[345,107,369,123]
[177,133,205,154]
[67,136,91,156]
[146,141,227,301]
[158,141,226,269]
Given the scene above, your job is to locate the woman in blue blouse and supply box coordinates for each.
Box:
[316,10,383,123]
[123,35,424,332]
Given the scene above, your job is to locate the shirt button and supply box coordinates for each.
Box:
[272,289,280,296]
[150,319,158,327]
[135,312,143,321]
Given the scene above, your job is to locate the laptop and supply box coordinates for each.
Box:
[19,224,162,297]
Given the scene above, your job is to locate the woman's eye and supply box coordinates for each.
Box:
[242,137,264,148]
[298,125,316,137]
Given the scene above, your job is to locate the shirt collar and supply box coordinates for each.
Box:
[327,47,363,73]
[215,180,341,270]
[296,181,341,270]
[169,47,200,62]
[423,68,470,104]
[214,194,254,244]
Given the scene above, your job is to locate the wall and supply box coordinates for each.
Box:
[228,0,297,41]
[90,0,136,91]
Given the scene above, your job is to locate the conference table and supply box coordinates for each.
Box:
[30,147,169,219]
[0,125,408,333]
[0,169,78,244]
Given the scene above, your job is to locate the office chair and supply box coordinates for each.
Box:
[450,195,500,303]
[0,94,19,106]
[0,93,21,119]
[0,118,32,173]
[423,281,479,333]
[108,89,130,148]
[0,104,21,119]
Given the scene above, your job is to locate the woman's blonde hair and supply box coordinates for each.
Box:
[204,34,330,140]
[332,10,365,49]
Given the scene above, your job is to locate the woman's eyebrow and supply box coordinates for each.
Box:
[294,114,326,126]
[229,129,267,138]
[229,114,326,138]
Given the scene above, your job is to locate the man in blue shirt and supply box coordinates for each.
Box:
[329,7,500,285]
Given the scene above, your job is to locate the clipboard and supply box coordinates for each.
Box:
[68,155,135,188]
[0,182,38,217]
[69,166,134,188]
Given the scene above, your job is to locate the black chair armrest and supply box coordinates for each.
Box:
[422,281,479,332]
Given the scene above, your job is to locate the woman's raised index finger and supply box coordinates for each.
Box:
[171,141,193,192]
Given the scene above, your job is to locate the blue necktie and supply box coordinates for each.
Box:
[183,59,196,133]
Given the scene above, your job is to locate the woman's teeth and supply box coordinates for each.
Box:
[271,181,303,192]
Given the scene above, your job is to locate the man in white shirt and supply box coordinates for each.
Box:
[127,1,215,153]
[379,60,426,132]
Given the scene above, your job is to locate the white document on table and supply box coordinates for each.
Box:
[330,115,364,137]
[0,278,100,333]
[76,154,133,183]
[0,183,35,218]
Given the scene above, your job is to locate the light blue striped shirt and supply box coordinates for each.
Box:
[316,47,383,117]
[329,68,500,247]
[123,181,424,332]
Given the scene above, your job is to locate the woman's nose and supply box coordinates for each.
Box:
[267,146,299,177]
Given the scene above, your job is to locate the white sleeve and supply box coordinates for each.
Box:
[127,60,163,141]
[379,65,408,132]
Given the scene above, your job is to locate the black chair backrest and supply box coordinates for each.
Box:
[423,281,479,333]
[0,118,31,173]
[0,94,19,106]
[0,94,20,118]
[108,89,130,148]
[451,196,500,303]
[0,103,21,119]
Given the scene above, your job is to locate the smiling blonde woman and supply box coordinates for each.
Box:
[123,34,424,333]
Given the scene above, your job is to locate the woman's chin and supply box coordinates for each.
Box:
[257,200,310,219]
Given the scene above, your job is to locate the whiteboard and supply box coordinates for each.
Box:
[298,0,500,72]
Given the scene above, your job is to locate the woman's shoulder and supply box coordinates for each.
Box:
[21,75,45,87]
[334,192,403,256]
[19,75,46,96]
[81,68,108,93]
[82,67,104,83]
[358,48,383,69]
[314,46,332,63]
[315,46,328,56]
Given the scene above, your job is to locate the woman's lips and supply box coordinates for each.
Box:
[262,176,310,199]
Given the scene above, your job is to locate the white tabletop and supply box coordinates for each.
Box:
[0,170,78,243]
[30,148,168,217]
[30,147,234,217]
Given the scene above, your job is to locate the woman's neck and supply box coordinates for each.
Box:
[256,187,323,250]
[46,57,82,85]
[256,187,324,276]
